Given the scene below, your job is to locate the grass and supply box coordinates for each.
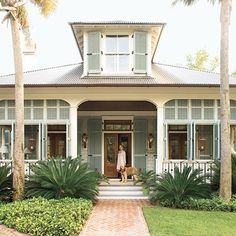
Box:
[143,207,236,236]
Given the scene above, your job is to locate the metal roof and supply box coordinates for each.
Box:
[68,21,165,26]
[0,63,236,88]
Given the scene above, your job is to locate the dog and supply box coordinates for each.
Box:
[120,166,139,183]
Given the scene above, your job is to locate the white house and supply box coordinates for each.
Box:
[1,21,236,177]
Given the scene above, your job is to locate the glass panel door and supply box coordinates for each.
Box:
[104,133,118,177]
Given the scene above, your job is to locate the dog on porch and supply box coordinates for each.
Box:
[120,166,139,183]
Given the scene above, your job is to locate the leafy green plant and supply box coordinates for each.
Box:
[135,170,156,195]
[0,197,92,236]
[26,157,104,201]
[211,154,236,193]
[150,166,211,207]
[0,164,12,201]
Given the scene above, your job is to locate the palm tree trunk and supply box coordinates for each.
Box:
[10,16,25,201]
[220,0,232,201]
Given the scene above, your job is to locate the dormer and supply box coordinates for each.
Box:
[69,21,166,76]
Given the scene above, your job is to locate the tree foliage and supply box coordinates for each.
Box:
[186,49,219,72]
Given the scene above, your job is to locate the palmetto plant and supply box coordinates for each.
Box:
[0,165,12,201]
[150,166,211,208]
[26,157,104,201]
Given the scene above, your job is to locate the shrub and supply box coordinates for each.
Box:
[0,164,12,201]
[0,197,93,236]
[164,195,236,212]
[211,154,236,193]
[150,166,211,207]
[135,170,156,195]
[26,157,104,201]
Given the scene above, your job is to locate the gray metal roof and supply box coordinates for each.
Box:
[68,21,165,26]
[0,62,236,87]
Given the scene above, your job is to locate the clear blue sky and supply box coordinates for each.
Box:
[0,0,235,75]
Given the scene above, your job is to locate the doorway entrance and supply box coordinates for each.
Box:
[104,133,131,178]
[47,125,66,158]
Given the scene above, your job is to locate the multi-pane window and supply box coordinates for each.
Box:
[195,125,213,160]
[0,100,70,121]
[164,100,188,120]
[105,35,129,72]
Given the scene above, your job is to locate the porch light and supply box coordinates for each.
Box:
[82,133,88,149]
[148,133,154,149]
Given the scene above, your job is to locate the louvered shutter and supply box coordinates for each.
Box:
[88,119,102,172]
[87,32,101,73]
[134,32,147,73]
[134,119,147,170]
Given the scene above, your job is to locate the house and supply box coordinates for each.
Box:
[1,21,236,178]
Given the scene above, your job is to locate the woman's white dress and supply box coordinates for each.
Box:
[117,150,126,170]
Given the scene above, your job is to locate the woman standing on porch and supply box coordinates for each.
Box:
[117,144,126,176]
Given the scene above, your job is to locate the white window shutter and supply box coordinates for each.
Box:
[134,32,147,73]
[87,32,101,73]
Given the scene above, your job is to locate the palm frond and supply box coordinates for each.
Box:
[150,166,211,207]
[32,0,58,17]
[172,0,219,6]
[0,165,12,201]
[26,157,103,201]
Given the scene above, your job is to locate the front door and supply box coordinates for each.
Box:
[104,133,131,178]
[169,133,187,159]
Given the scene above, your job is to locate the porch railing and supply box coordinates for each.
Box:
[0,160,38,176]
[161,160,215,177]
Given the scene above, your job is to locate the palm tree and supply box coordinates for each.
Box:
[0,0,57,200]
[173,0,232,201]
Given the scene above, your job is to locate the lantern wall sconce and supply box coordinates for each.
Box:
[82,133,88,149]
[148,133,154,149]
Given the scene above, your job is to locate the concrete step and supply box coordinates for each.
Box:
[97,195,149,200]
[99,190,144,196]
[98,178,147,199]
[99,186,142,191]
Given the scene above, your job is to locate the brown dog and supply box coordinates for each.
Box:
[120,166,139,183]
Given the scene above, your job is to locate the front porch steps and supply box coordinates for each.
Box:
[97,179,149,200]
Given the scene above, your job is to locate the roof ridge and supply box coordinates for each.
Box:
[154,62,220,75]
[0,62,83,77]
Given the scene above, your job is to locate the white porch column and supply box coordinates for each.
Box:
[156,104,165,174]
[70,105,78,158]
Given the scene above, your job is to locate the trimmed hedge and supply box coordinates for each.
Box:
[0,197,93,236]
[160,194,236,212]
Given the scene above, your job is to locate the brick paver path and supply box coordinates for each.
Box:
[79,200,150,236]
[0,225,28,236]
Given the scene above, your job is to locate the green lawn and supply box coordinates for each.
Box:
[143,207,236,236]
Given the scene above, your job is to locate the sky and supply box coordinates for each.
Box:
[0,0,236,75]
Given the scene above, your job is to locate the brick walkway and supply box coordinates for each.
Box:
[79,200,150,236]
[0,225,28,236]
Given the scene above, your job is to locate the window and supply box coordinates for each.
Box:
[195,125,213,160]
[105,35,129,72]
[24,125,40,160]
[0,125,11,160]
[168,125,187,160]
[104,120,132,131]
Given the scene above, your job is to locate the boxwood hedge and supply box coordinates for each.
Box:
[0,197,93,236]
